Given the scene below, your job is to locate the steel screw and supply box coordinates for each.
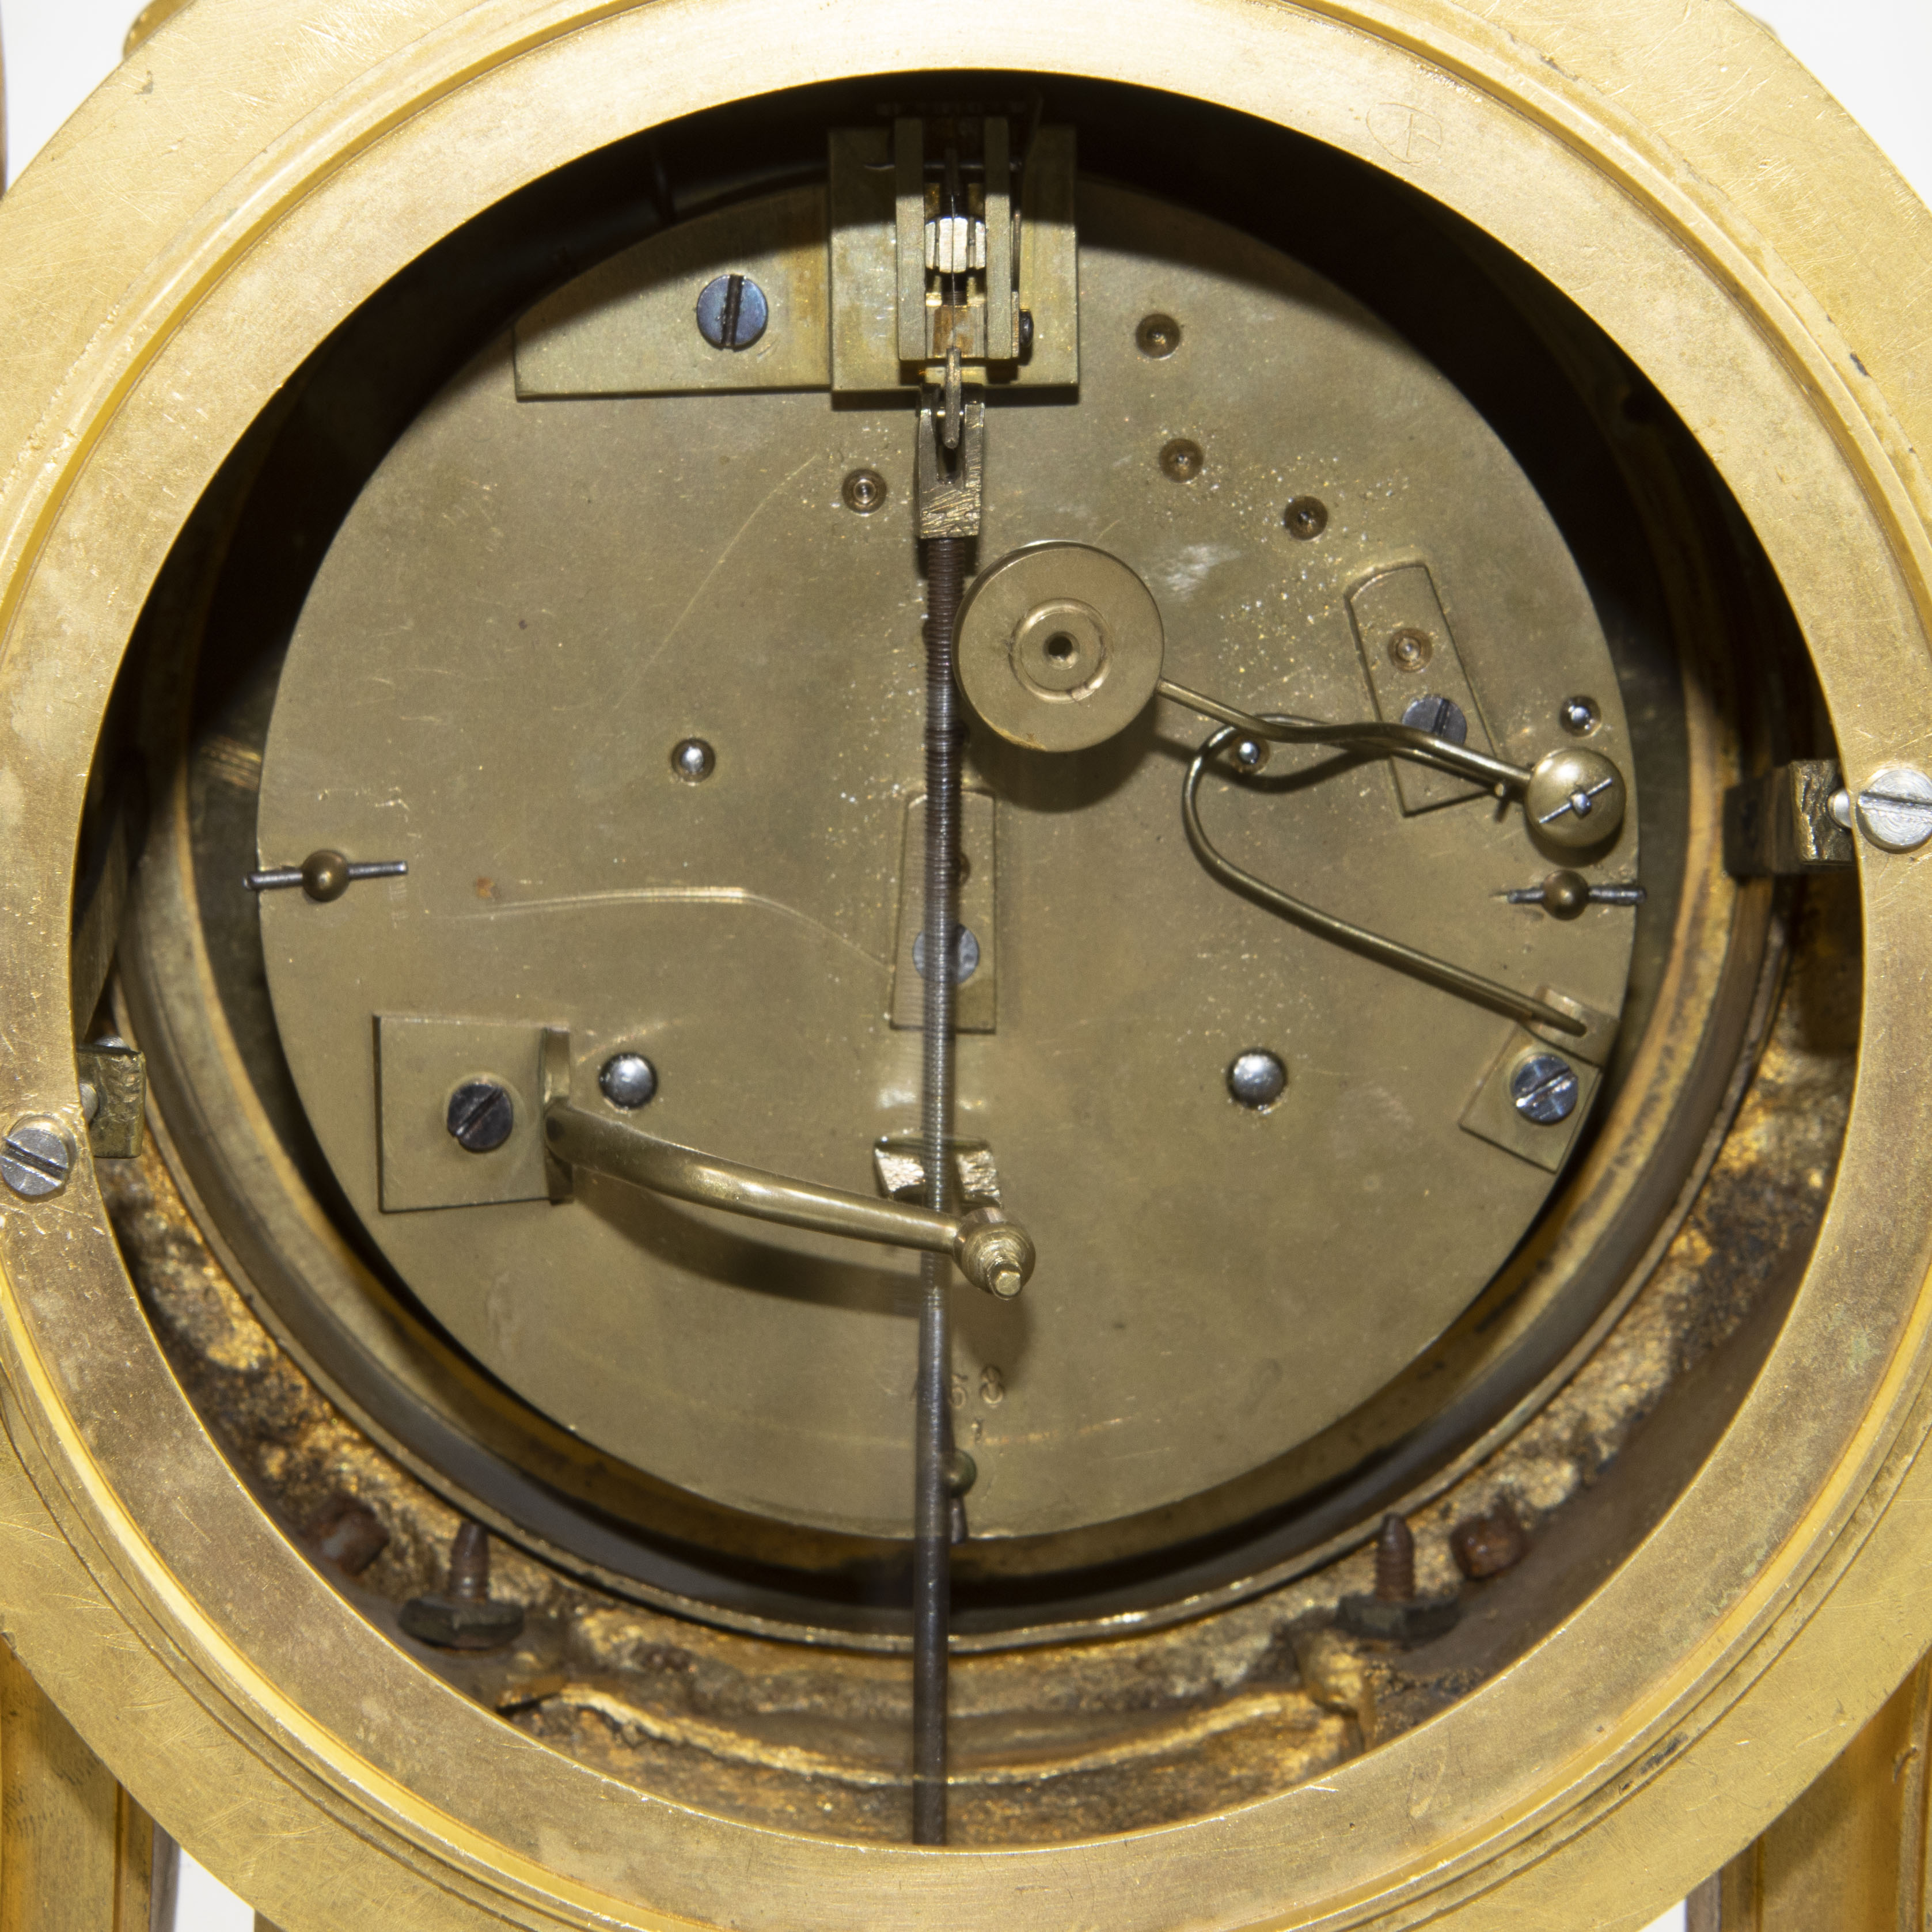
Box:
[1159,438,1204,481]
[842,468,887,514]
[1136,313,1182,358]
[1401,693,1468,745]
[913,924,981,984]
[1387,627,1433,673]
[1853,766,1932,852]
[694,272,768,351]
[400,1523,525,1651]
[671,738,716,782]
[446,1080,514,1154]
[598,1053,658,1110]
[1559,694,1600,737]
[1284,496,1329,540]
[1510,1053,1579,1126]
[1335,1512,1462,1645]
[1,1118,71,1200]
[1227,1050,1288,1109]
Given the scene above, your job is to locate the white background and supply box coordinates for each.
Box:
[2,2,1927,1928]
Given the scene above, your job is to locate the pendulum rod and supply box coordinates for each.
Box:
[913,532,968,1843]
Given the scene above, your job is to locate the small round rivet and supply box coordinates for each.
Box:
[1159,438,1204,481]
[946,1449,978,1497]
[1559,694,1600,737]
[1402,694,1468,746]
[1228,735,1270,773]
[1854,766,1932,853]
[1510,1054,1578,1126]
[598,1053,659,1110]
[694,272,768,351]
[446,1081,514,1154]
[1,1118,71,1200]
[1387,628,1433,673]
[842,468,887,514]
[913,925,981,984]
[1284,496,1329,540]
[1227,1050,1288,1109]
[671,738,716,783]
[1136,313,1182,358]
[300,849,351,903]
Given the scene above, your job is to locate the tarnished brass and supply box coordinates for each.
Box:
[1724,760,1857,876]
[1,1,1929,1927]
[249,177,1635,1542]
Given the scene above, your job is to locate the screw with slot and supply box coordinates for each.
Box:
[1851,767,1932,852]
[400,1523,525,1650]
[244,849,407,902]
[446,1081,514,1154]
[1510,1053,1579,1126]
[1,1118,71,1200]
[1400,694,1467,745]
[694,272,768,350]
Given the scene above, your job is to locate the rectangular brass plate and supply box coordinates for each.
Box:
[376,1016,549,1211]
[1459,1024,1601,1172]
[1348,563,1496,814]
[891,790,997,1031]
[513,185,832,397]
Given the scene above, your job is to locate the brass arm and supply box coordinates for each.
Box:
[538,1034,1031,1297]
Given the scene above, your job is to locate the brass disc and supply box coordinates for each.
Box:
[956,541,1166,751]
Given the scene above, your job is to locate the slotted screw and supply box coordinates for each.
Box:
[1,1118,71,1200]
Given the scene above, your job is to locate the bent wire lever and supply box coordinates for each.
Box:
[1179,720,1588,1038]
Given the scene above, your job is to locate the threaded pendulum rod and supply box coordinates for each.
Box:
[912,532,968,1845]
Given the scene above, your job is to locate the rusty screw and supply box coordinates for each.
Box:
[1451,1500,1529,1579]
[1374,1512,1415,1600]
[400,1523,525,1651]
[1337,1512,1460,1646]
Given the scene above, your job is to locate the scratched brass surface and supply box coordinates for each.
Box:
[0,2,1928,1930]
